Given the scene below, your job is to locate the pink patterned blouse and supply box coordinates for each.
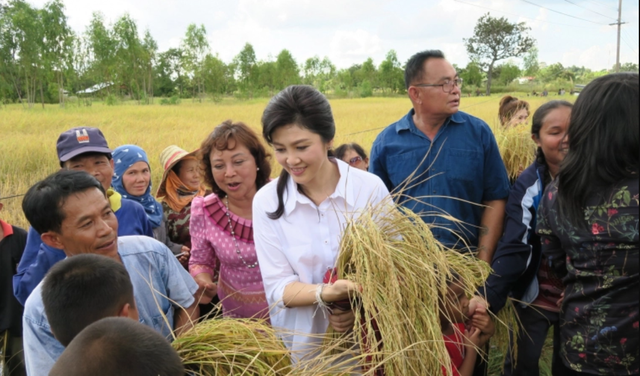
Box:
[188,194,269,320]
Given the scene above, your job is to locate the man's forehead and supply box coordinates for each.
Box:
[60,189,109,224]
[423,58,456,79]
[67,153,110,164]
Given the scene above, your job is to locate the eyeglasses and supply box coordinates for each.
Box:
[348,156,363,166]
[413,78,463,93]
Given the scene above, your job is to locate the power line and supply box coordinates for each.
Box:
[520,0,607,25]
[586,0,620,13]
[621,33,638,53]
[564,0,617,21]
[622,28,639,46]
[453,0,596,29]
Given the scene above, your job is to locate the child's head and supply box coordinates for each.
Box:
[440,271,470,325]
[49,317,185,376]
[42,254,138,346]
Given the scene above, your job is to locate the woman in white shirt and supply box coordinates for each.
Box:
[252,85,390,362]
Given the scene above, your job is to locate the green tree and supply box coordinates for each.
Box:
[378,49,404,94]
[458,61,483,87]
[495,62,521,85]
[40,0,73,106]
[274,49,300,90]
[522,47,539,77]
[202,53,227,98]
[86,12,117,95]
[618,62,638,73]
[234,43,258,96]
[112,14,143,99]
[302,55,335,92]
[181,23,209,101]
[464,13,535,95]
[3,0,43,107]
[156,48,183,96]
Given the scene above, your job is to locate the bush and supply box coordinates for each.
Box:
[159,95,181,105]
[105,94,118,106]
[359,80,373,98]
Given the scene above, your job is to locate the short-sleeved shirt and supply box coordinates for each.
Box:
[369,109,510,250]
[253,159,391,360]
[13,194,153,305]
[22,235,198,375]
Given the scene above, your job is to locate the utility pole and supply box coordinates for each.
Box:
[610,0,625,72]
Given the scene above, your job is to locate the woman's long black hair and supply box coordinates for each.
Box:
[557,73,639,226]
[530,100,573,185]
[261,85,336,220]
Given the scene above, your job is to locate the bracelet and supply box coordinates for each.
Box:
[315,283,330,309]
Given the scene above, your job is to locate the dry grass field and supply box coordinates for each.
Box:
[0,93,575,375]
[0,94,571,229]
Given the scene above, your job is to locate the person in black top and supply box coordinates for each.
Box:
[0,201,27,376]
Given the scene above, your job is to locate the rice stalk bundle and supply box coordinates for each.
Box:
[172,318,292,376]
[330,203,497,376]
[493,123,537,180]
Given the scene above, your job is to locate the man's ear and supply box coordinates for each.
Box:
[109,158,115,169]
[41,231,65,250]
[408,86,421,104]
[118,303,130,318]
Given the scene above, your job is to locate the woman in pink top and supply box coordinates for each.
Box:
[189,120,272,319]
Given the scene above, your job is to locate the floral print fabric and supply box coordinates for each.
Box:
[537,178,639,375]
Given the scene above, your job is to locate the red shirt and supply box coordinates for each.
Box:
[442,323,466,376]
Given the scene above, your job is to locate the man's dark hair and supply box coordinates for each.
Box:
[49,317,184,376]
[404,50,446,89]
[22,170,105,234]
[42,254,135,346]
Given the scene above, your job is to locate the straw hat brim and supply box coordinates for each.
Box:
[156,147,200,198]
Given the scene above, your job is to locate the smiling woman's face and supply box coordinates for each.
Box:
[122,161,151,197]
[271,124,333,189]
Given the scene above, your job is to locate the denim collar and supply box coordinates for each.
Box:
[395,109,465,134]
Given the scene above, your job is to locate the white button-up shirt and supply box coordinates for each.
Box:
[253,159,390,360]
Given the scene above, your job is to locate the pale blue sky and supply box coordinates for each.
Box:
[30,0,639,71]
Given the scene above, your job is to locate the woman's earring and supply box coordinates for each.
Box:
[257,167,260,171]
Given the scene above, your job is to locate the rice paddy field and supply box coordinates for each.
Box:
[0,93,573,229]
[0,93,572,375]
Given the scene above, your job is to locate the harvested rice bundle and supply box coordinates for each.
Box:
[492,123,537,180]
[328,203,493,375]
[172,318,292,376]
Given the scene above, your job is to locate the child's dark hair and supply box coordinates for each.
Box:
[49,317,185,376]
[261,85,335,220]
[42,254,135,346]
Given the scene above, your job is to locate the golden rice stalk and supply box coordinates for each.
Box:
[172,318,292,376]
[330,202,501,376]
[492,123,537,180]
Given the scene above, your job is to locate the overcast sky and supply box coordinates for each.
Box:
[29,0,639,71]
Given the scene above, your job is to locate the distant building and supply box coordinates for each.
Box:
[76,82,114,95]
[516,76,535,84]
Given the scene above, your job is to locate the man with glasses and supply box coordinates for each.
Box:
[370,49,508,265]
[369,50,508,376]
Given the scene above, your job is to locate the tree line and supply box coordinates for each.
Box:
[1,1,637,106]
